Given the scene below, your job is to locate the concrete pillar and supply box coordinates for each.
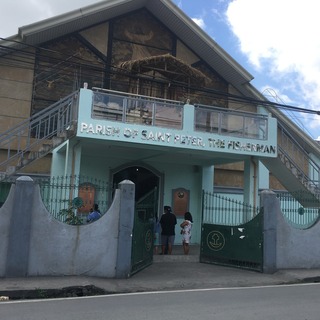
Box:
[244,158,253,205]
[202,165,214,192]
[260,189,277,274]
[116,180,135,278]
[244,158,258,220]
[258,161,270,190]
[182,104,195,131]
[5,176,35,277]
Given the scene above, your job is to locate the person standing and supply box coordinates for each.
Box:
[180,211,193,255]
[86,203,101,223]
[159,206,177,255]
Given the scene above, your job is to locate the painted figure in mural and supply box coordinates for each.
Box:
[86,203,101,223]
[180,211,193,255]
[124,28,154,60]
[159,205,177,255]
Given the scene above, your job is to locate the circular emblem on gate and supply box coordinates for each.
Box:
[145,229,152,252]
[298,207,304,215]
[207,231,225,251]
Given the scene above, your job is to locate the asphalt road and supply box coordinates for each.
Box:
[1,283,320,320]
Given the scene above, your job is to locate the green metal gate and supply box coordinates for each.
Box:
[130,188,158,275]
[200,191,263,272]
[0,181,12,207]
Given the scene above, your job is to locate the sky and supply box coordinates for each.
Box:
[1,0,320,140]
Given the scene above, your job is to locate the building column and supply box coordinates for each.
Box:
[310,153,320,188]
[244,158,258,219]
[5,177,35,276]
[70,140,82,177]
[260,190,277,273]
[116,180,135,278]
[258,161,270,190]
[202,165,214,193]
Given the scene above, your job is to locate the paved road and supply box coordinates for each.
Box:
[1,283,320,320]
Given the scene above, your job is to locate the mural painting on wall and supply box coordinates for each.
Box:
[110,10,230,107]
[172,188,190,217]
[192,63,228,107]
[33,36,105,114]
[30,8,238,116]
[112,10,173,65]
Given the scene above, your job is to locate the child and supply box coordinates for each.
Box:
[180,212,193,255]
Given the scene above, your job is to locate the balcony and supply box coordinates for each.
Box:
[77,88,277,157]
[92,88,184,130]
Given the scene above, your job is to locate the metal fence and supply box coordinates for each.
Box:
[0,180,11,207]
[276,191,320,229]
[38,175,109,223]
[202,191,260,226]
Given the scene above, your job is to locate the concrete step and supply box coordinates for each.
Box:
[153,245,200,263]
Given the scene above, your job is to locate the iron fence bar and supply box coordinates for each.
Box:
[202,191,259,226]
[276,191,320,228]
[36,175,109,223]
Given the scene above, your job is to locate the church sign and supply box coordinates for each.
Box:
[79,122,277,156]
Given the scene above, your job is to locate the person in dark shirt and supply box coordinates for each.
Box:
[159,205,177,255]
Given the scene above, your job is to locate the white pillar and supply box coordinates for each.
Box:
[244,158,258,219]
[202,165,214,193]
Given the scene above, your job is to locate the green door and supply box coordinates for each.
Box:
[131,188,158,275]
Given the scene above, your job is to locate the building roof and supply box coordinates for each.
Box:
[1,0,319,153]
[1,0,253,96]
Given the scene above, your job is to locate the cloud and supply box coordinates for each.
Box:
[176,0,183,8]
[1,0,319,137]
[192,18,206,29]
[0,0,98,37]
[226,0,320,110]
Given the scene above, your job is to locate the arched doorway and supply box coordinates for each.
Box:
[113,165,160,202]
[112,165,161,275]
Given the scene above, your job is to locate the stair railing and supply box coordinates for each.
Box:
[0,91,79,176]
[277,123,320,194]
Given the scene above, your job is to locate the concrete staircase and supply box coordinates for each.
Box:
[262,146,320,207]
[261,121,320,207]
[0,91,78,182]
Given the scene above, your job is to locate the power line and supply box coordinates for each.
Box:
[1,38,320,116]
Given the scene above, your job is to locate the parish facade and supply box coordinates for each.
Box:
[0,0,319,245]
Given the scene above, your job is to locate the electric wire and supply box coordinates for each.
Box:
[1,38,320,116]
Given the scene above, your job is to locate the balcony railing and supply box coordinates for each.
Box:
[91,88,269,140]
[92,88,183,129]
[194,105,268,140]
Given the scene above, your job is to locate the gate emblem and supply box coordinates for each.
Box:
[207,231,225,251]
[145,229,152,251]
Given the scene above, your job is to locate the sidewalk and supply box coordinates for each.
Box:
[1,246,320,299]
